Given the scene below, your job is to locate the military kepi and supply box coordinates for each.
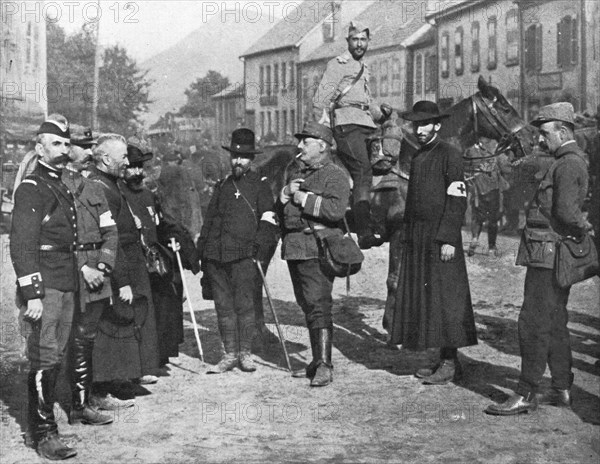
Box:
[37,117,70,138]
[400,100,450,122]
[71,126,97,148]
[530,102,575,127]
[222,128,262,158]
[295,121,334,145]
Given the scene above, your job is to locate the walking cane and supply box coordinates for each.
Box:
[170,237,204,363]
[254,259,292,373]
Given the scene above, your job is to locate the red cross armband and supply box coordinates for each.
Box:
[447,181,467,197]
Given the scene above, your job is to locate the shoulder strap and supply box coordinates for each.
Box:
[334,62,365,106]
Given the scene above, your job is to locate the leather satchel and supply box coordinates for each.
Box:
[555,234,599,288]
[310,218,364,278]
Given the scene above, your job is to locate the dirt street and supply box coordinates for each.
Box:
[1,232,599,463]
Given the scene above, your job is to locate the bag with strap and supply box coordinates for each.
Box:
[310,218,364,278]
[555,233,599,288]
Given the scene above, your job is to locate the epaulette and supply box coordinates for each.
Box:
[21,179,38,186]
[336,54,349,64]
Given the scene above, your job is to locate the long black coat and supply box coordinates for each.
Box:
[384,138,477,350]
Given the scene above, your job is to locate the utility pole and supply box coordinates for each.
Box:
[91,0,101,131]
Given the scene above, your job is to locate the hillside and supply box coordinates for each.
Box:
[140,15,276,124]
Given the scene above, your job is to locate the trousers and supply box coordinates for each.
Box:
[287,259,334,330]
[516,267,573,395]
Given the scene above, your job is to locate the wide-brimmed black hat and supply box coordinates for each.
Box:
[400,100,450,122]
[222,128,262,157]
[127,136,153,164]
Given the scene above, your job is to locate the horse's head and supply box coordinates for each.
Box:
[367,119,404,176]
[475,75,534,159]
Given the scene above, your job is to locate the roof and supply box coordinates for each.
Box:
[211,84,244,100]
[401,24,435,48]
[241,0,335,58]
[425,0,485,21]
[302,1,426,64]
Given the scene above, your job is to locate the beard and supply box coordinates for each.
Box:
[232,164,247,179]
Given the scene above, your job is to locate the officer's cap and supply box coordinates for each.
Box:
[295,121,334,145]
[71,125,97,148]
[531,102,576,127]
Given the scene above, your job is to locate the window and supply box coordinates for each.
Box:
[267,112,272,134]
[487,17,497,70]
[557,15,578,68]
[441,32,449,78]
[273,63,279,94]
[281,62,287,89]
[380,60,389,97]
[370,61,378,97]
[454,27,464,75]
[26,22,33,71]
[289,61,295,90]
[290,109,295,133]
[260,112,265,136]
[266,65,271,96]
[425,53,436,92]
[282,110,288,137]
[259,66,265,95]
[392,58,401,96]
[525,24,543,72]
[506,9,519,66]
[415,53,423,95]
[274,110,280,138]
[471,21,480,72]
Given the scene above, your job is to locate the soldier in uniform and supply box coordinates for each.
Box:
[198,128,278,374]
[61,127,124,423]
[10,117,79,460]
[87,134,161,402]
[313,21,391,249]
[486,103,593,415]
[278,121,351,387]
[385,101,477,385]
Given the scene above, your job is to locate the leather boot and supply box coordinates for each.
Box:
[485,392,538,416]
[537,388,572,408]
[29,368,77,460]
[355,201,384,250]
[292,329,319,379]
[311,328,333,387]
[69,334,113,426]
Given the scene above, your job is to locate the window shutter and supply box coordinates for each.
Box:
[557,19,562,68]
[535,24,543,71]
[571,17,578,65]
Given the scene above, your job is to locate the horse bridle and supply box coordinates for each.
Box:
[471,92,528,158]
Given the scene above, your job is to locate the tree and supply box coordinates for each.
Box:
[178,71,230,118]
[47,23,151,135]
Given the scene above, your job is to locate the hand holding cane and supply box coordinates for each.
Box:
[170,237,204,362]
[254,259,292,373]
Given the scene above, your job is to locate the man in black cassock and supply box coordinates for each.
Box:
[383,101,477,385]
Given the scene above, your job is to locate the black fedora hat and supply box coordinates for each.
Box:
[400,100,450,122]
[222,128,263,157]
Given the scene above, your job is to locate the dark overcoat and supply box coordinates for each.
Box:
[87,167,160,381]
[384,138,477,350]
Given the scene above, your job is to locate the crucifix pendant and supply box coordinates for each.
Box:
[234,190,241,199]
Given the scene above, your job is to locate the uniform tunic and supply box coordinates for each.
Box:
[279,158,351,329]
[10,161,78,370]
[87,167,160,381]
[385,138,477,350]
[514,141,589,395]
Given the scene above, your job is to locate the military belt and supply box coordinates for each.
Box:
[339,102,369,111]
[40,242,103,252]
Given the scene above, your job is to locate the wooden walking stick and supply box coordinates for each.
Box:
[254,260,292,373]
[171,237,204,363]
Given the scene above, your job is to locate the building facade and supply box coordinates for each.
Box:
[403,24,438,107]
[212,84,246,144]
[0,0,47,161]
